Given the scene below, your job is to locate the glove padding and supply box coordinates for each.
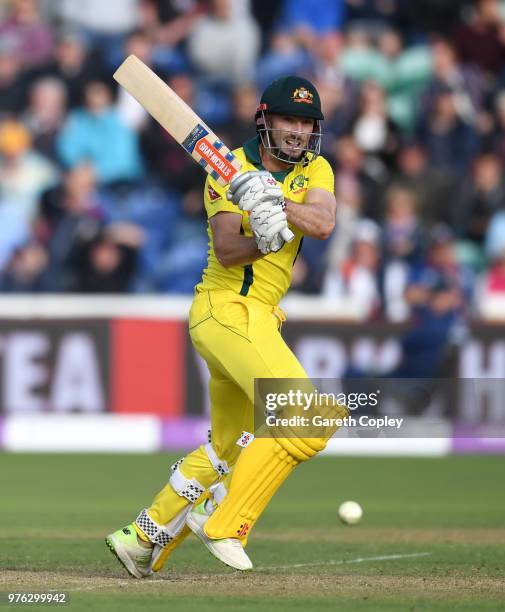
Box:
[249,200,288,254]
[226,170,284,212]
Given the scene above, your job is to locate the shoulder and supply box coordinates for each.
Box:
[232,145,249,165]
[306,154,334,181]
[308,155,333,172]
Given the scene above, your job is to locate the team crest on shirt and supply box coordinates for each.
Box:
[207,184,221,202]
[289,173,309,194]
[292,87,314,104]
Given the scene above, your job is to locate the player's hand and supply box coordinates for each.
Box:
[249,200,288,254]
[226,171,284,212]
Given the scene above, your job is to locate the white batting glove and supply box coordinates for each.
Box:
[226,170,284,212]
[249,200,288,254]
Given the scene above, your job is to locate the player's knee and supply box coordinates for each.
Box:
[276,436,327,461]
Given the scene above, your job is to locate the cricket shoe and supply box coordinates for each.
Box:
[105,524,153,578]
[186,502,253,571]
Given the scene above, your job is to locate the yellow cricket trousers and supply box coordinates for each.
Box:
[146,289,307,528]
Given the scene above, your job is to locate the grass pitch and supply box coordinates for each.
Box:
[1,453,504,611]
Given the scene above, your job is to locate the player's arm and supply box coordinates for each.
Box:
[284,187,336,240]
[211,212,264,268]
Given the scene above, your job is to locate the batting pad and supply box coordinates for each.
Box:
[203,399,350,542]
[203,437,299,542]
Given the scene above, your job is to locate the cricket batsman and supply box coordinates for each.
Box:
[106,76,348,576]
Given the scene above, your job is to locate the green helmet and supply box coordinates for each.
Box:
[258,75,324,120]
[255,76,324,164]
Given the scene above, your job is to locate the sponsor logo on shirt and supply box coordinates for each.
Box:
[207,184,221,202]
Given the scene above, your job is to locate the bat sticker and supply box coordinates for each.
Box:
[195,138,238,181]
[182,124,209,153]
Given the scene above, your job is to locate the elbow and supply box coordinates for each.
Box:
[215,246,233,268]
[219,258,235,269]
[316,219,335,241]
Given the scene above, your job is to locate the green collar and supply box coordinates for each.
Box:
[243,137,291,183]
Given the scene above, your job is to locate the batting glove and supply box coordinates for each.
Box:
[249,200,288,254]
[226,171,285,212]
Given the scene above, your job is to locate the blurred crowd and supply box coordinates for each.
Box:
[1,0,505,325]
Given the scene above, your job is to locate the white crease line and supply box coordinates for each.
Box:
[33,552,434,591]
[256,551,432,571]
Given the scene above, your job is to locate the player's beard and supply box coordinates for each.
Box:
[270,128,310,161]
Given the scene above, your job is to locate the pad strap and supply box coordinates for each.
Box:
[209,481,228,505]
[204,442,229,477]
[135,509,173,547]
[169,467,205,503]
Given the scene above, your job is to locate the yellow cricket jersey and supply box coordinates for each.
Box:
[195,137,334,306]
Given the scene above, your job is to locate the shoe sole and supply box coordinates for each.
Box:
[186,513,252,571]
[105,535,145,579]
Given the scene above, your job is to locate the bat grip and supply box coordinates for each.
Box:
[281,227,295,243]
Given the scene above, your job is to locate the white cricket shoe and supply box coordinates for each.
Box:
[186,502,253,571]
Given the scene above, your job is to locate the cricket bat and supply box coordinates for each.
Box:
[113,55,294,243]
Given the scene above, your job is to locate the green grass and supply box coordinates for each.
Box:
[1,454,504,611]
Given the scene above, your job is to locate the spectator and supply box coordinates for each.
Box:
[352,80,400,170]
[56,0,139,35]
[0,38,27,113]
[0,241,51,292]
[187,0,261,84]
[39,163,102,239]
[0,118,59,222]
[325,134,383,268]
[23,77,67,161]
[143,0,208,48]
[251,0,283,45]
[323,218,382,319]
[382,184,423,263]
[341,27,388,84]
[484,210,505,260]
[491,90,505,161]
[53,0,139,62]
[421,38,488,126]
[57,81,143,185]
[255,31,312,90]
[72,223,144,293]
[37,31,107,109]
[306,34,363,140]
[455,153,505,245]
[417,88,479,177]
[381,185,424,321]
[393,142,455,228]
[0,0,54,69]
[276,0,345,49]
[41,164,104,290]
[454,0,505,77]
[375,28,432,131]
[476,211,505,316]
[403,0,466,37]
[480,242,505,296]
[306,31,346,86]
[151,217,208,293]
[0,194,30,271]
[396,224,471,376]
[345,0,407,31]
[219,83,258,150]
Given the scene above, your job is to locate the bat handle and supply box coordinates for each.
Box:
[281,227,295,243]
